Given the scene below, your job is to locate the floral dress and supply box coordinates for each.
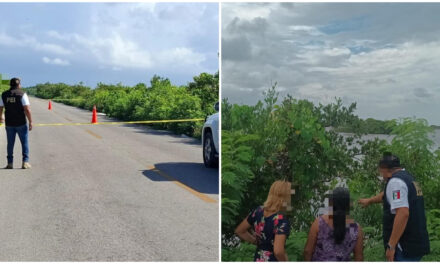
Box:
[247,206,291,262]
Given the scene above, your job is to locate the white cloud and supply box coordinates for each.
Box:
[39,3,216,72]
[34,42,71,55]
[0,33,15,45]
[323,47,351,57]
[156,47,206,68]
[289,25,323,36]
[239,88,253,92]
[222,3,273,22]
[90,33,153,69]
[45,32,150,68]
[46,30,69,41]
[44,30,206,71]
[42,56,70,66]
[0,32,71,55]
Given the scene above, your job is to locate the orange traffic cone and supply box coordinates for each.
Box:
[48,100,52,110]
[91,105,98,124]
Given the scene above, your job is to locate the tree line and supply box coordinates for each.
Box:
[25,72,219,138]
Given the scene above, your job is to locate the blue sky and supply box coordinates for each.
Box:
[0,3,218,88]
[222,3,440,125]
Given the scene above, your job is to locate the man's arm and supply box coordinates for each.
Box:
[386,207,409,261]
[359,191,384,207]
[23,105,33,131]
[0,106,4,123]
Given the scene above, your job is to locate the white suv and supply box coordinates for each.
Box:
[202,102,219,168]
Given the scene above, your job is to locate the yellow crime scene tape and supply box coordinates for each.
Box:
[0,118,204,127]
[52,98,85,101]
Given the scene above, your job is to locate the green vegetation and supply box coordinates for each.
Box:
[221,86,440,261]
[26,72,219,138]
[335,118,395,134]
[315,98,394,134]
[0,74,10,93]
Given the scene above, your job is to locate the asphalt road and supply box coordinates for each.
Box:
[0,97,219,261]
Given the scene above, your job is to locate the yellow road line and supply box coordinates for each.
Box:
[85,129,102,139]
[0,118,204,127]
[148,166,217,204]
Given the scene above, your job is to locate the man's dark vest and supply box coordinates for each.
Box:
[1,89,27,127]
[382,170,430,257]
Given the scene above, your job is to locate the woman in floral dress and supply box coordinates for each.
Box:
[235,180,292,261]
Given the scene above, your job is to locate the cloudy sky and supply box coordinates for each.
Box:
[0,3,218,88]
[222,3,440,125]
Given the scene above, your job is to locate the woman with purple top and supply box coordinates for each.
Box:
[304,187,364,261]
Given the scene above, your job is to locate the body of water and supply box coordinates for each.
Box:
[339,129,440,151]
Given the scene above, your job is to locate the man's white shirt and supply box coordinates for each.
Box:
[0,93,30,107]
[385,173,410,252]
[386,177,409,214]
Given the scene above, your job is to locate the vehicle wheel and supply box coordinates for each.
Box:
[203,131,218,168]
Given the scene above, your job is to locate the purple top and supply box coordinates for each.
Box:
[312,216,359,261]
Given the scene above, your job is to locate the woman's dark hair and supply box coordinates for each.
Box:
[331,187,350,244]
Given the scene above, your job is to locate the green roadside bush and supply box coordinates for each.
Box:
[25,72,218,138]
[0,74,10,93]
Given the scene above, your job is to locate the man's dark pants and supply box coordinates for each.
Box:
[5,124,29,163]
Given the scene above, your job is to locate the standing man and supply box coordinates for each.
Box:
[358,153,430,261]
[0,78,32,169]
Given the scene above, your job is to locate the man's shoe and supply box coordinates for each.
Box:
[22,162,31,169]
[4,163,13,169]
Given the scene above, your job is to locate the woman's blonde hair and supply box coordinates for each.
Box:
[263,180,291,212]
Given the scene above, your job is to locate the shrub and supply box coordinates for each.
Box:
[25,72,218,138]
